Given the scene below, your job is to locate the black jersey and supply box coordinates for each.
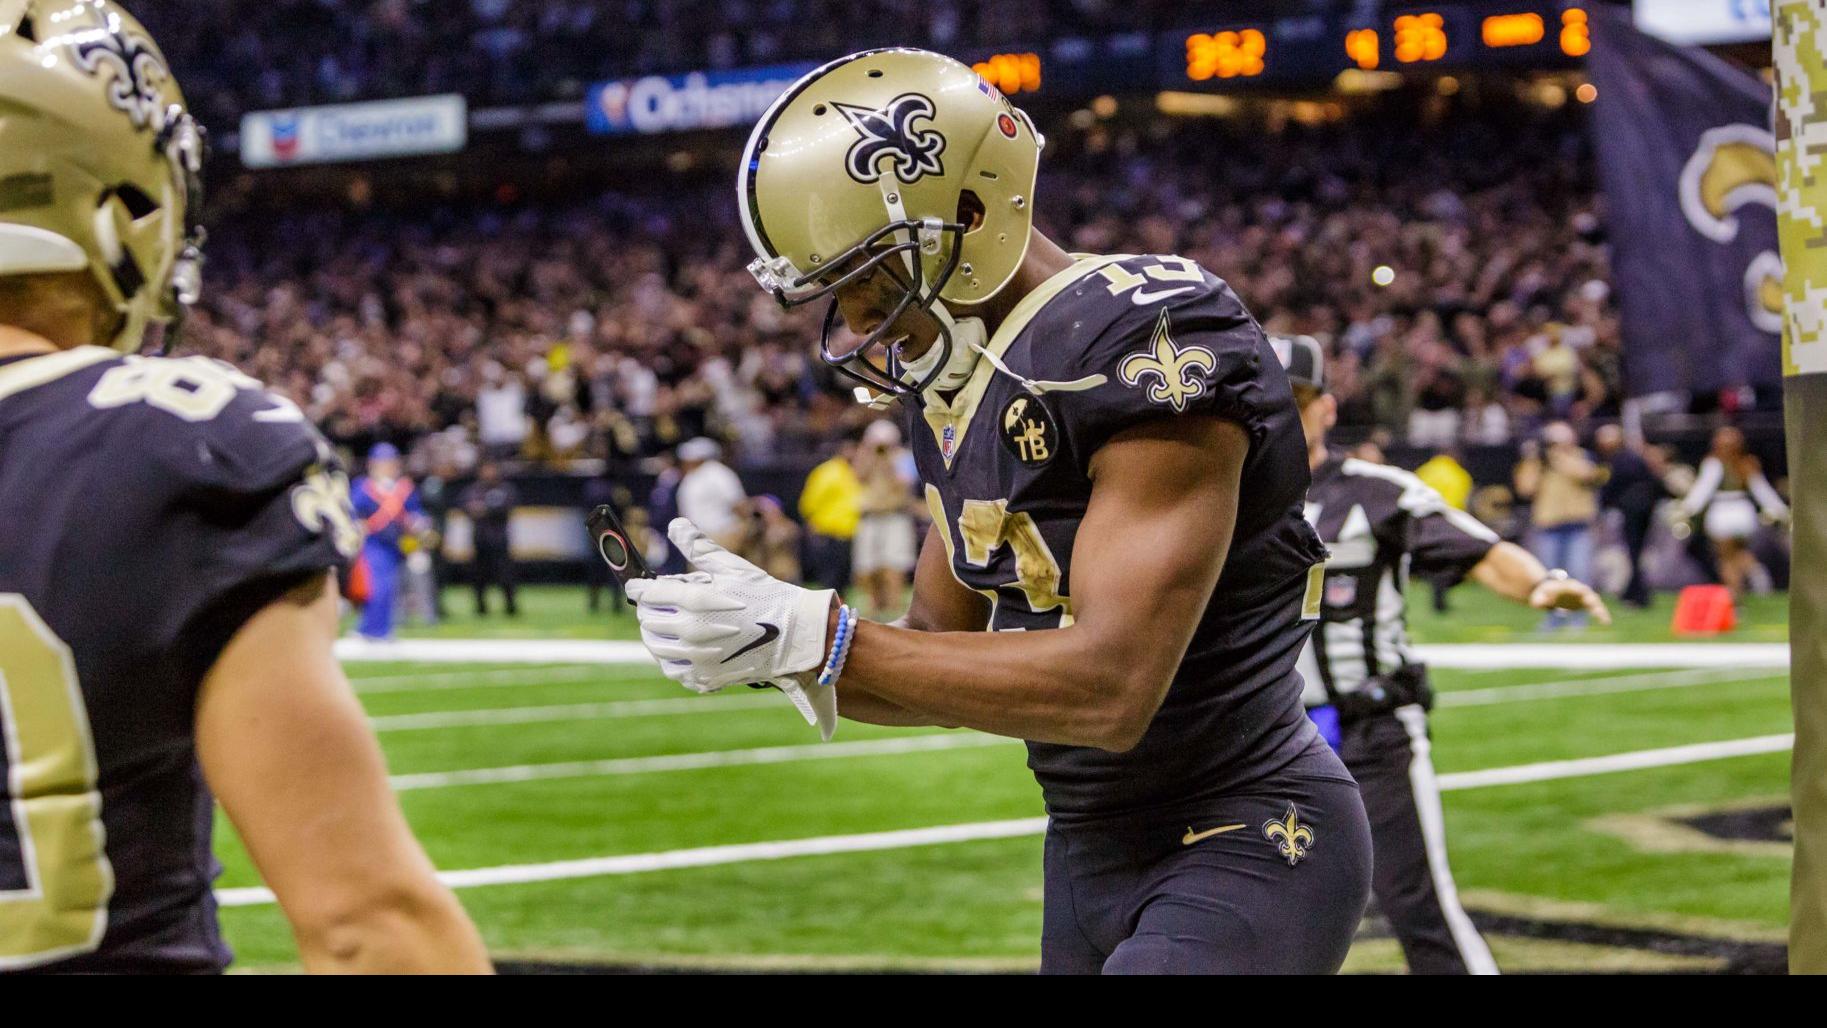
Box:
[907,254,1329,820]
[0,347,359,972]
[1296,453,1498,706]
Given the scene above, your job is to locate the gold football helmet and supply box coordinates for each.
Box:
[0,0,205,352]
[738,48,1043,394]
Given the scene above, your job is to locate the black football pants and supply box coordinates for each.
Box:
[1338,704,1498,974]
[1039,739,1372,974]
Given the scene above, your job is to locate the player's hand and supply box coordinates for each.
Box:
[1528,572,1612,626]
[626,518,839,736]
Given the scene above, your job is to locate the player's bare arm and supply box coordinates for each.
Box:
[836,524,984,727]
[832,416,1244,751]
[195,572,492,974]
[1469,540,1612,625]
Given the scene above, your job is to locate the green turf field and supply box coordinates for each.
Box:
[393,584,1793,645]
[214,585,1794,972]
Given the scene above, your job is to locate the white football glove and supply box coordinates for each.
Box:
[626,518,840,739]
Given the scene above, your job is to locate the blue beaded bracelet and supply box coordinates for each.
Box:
[817,605,859,688]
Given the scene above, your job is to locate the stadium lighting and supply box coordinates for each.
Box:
[1184,29,1268,81]
[1483,13,1545,48]
[1345,28,1380,70]
[1576,82,1597,103]
[1561,9,1592,57]
[971,52,1041,95]
[1155,90,1241,117]
[1394,13,1449,63]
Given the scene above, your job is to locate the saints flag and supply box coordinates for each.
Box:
[1589,5,1782,397]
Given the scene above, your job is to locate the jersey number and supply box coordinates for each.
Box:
[0,596,112,969]
[1096,256,1203,305]
[928,488,1072,629]
[87,356,304,423]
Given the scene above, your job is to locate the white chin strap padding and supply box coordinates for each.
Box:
[0,224,89,276]
[899,309,987,394]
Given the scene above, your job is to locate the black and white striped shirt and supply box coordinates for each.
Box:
[1298,453,1499,706]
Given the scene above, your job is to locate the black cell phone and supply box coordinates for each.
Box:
[587,503,655,584]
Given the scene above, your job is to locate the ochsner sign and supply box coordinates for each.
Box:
[587,63,817,135]
[240,94,468,168]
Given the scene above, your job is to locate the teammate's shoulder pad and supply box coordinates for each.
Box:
[88,354,331,488]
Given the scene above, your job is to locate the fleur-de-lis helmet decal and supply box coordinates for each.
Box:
[0,0,208,354]
[68,6,171,132]
[1119,310,1218,413]
[834,93,947,185]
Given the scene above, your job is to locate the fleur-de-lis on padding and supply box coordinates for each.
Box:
[1263,804,1314,866]
[1118,310,1217,413]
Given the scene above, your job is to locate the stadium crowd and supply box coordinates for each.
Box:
[141,0,1332,122]
[188,97,1624,474]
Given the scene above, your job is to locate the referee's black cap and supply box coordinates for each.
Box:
[1270,334,1325,393]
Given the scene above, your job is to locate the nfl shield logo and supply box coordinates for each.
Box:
[1325,575,1357,607]
[941,424,956,462]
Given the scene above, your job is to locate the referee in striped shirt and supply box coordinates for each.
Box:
[1273,335,1611,974]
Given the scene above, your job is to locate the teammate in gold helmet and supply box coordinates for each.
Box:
[0,2,488,973]
[0,0,205,353]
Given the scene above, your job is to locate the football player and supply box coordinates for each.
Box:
[1273,334,1608,974]
[627,49,1372,973]
[0,1,487,972]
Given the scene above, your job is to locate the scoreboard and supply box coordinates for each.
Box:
[953,2,1597,102]
[1161,2,1592,89]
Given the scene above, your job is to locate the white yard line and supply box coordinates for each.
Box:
[387,732,1019,791]
[216,817,1050,907]
[335,638,652,665]
[1436,667,1782,707]
[361,666,1786,734]
[1412,642,1790,670]
[1433,734,1793,790]
[336,637,1790,670]
[370,694,786,732]
[217,731,1795,908]
[350,665,608,693]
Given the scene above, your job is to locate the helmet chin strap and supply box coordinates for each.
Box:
[895,308,984,393]
[875,183,986,395]
[874,185,1104,402]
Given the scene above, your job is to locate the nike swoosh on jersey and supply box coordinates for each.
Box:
[1130,286,1195,305]
[721,622,781,663]
[1181,823,1248,845]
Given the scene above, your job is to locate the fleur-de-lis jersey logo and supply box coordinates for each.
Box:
[835,93,947,185]
[1263,804,1315,866]
[1118,309,1218,413]
[290,466,364,558]
[67,3,173,132]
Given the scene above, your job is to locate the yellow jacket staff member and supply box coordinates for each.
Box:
[800,447,862,540]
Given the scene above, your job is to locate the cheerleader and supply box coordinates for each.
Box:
[1678,426,1788,596]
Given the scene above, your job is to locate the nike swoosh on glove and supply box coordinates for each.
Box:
[626,518,839,739]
